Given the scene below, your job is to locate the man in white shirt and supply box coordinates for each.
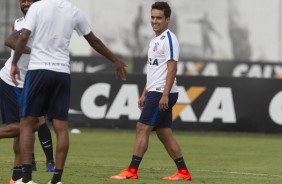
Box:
[10,0,127,183]
[0,0,55,183]
[110,2,192,181]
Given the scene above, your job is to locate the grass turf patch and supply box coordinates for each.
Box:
[0,128,282,184]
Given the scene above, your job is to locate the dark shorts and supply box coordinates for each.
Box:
[139,91,178,129]
[0,78,22,124]
[20,70,70,121]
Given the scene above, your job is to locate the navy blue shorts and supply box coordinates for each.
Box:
[0,78,22,124]
[139,91,178,129]
[20,70,70,121]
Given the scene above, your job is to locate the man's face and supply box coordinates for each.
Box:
[19,0,33,15]
[151,9,170,36]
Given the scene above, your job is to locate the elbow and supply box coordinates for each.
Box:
[4,39,11,47]
[169,68,177,76]
[4,40,13,49]
[21,36,29,44]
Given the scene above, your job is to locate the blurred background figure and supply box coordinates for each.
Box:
[228,0,252,61]
[188,12,222,59]
[133,5,145,56]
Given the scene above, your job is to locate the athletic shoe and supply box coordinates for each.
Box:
[32,160,37,171]
[10,179,16,184]
[14,178,23,184]
[47,181,62,184]
[110,168,138,179]
[20,181,38,184]
[162,169,192,181]
[46,160,55,172]
[10,178,23,184]
[10,179,18,184]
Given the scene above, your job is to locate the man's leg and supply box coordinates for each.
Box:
[133,122,153,157]
[156,128,182,159]
[110,122,153,180]
[37,116,55,172]
[20,116,37,183]
[10,137,23,183]
[31,134,37,171]
[156,128,191,181]
[50,119,69,184]
[0,123,23,183]
[0,123,20,138]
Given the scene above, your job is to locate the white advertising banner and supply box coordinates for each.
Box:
[69,0,280,62]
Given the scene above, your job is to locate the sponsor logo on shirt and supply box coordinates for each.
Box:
[148,58,158,66]
[44,62,70,69]
[153,42,159,52]
[17,17,24,22]
[160,35,166,40]
[156,87,164,91]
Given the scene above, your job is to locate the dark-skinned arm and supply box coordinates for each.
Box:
[10,29,31,86]
[5,29,31,54]
[84,31,127,80]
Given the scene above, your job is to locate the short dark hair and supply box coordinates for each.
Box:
[151,1,171,18]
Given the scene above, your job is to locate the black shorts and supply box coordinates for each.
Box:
[0,78,22,124]
[139,91,178,129]
[20,69,70,121]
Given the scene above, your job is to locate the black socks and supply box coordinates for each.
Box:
[128,155,142,169]
[38,123,54,161]
[174,157,187,170]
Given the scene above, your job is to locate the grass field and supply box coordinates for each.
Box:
[1,128,282,184]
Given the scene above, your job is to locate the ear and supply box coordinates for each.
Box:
[166,17,170,24]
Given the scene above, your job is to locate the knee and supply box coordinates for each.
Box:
[38,116,46,125]
[136,122,143,131]
[8,125,20,133]
[157,132,167,143]
[6,124,20,136]
[135,122,151,135]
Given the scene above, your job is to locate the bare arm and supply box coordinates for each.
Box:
[138,87,148,110]
[10,29,31,86]
[84,31,127,80]
[159,60,177,111]
[5,30,31,54]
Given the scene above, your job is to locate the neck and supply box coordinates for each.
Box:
[155,28,168,36]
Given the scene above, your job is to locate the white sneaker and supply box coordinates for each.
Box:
[47,181,62,184]
[14,178,22,184]
[21,181,38,184]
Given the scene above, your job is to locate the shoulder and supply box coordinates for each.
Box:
[14,17,25,30]
[163,30,179,47]
[74,6,85,17]
[166,30,178,42]
[15,17,24,23]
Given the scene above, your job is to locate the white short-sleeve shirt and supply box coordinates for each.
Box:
[0,17,32,88]
[146,29,179,93]
[24,0,91,74]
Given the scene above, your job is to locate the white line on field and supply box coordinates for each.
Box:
[191,169,282,178]
[152,167,282,178]
[97,165,282,178]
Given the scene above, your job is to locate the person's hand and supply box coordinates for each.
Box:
[138,95,146,110]
[112,59,127,80]
[159,95,169,111]
[10,64,20,86]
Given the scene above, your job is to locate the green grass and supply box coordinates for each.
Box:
[1,128,282,184]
